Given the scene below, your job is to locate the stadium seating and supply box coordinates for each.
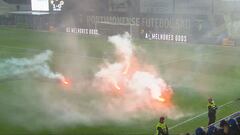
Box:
[193,111,240,135]
[236,116,240,128]
[195,127,206,135]
[207,125,218,135]
[0,0,14,15]
[228,118,240,135]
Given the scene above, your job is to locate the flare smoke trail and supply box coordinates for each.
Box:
[0,50,65,81]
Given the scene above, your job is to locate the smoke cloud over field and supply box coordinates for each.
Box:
[38,33,185,129]
[95,33,172,101]
[92,33,183,121]
[0,34,185,131]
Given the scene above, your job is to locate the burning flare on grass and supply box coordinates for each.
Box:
[61,76,70,85]
[158,97,166,102]
[95,33,173,106]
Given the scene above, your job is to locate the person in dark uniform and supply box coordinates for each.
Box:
[156,117,169,135]
[208,97,218,125]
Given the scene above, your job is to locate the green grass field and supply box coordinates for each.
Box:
[0,27,239,135]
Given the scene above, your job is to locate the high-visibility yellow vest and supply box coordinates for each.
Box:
[156,122,167,135]
[208,102,217,109]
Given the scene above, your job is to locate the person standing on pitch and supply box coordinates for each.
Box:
[208,97,218,125]
[156,116,169,135]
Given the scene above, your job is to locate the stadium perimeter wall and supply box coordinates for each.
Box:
[1,0,240,45]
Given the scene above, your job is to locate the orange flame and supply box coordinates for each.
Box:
[61,77,70,85]
[158,97,166,102]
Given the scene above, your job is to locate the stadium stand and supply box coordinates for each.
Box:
[195,127,206,135]
[208,112,240,128]
[0,0,14,15]
[171,98,240,135]
[3,0,31,11]
[194,111,240,135]
[228,118,240,134]
[203,112,240,135]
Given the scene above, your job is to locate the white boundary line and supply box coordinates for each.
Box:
[169,100,236,130]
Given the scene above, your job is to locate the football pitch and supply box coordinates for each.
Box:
[0,27,239,135]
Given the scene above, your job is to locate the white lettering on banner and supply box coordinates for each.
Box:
[145,33,187,42]
[85,15,191,31]
[66,27,99,35]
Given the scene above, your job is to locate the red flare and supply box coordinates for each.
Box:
[158,97,166,102]
[61,77,70,86]
[63,80,69,85]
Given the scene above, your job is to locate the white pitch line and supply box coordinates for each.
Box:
[169,100,236,130]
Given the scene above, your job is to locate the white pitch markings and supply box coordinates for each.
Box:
[169,100,236,130]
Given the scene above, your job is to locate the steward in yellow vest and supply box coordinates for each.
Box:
[156,117,169,135]
[208,97,218,125]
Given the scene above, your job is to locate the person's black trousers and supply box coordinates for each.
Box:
[208,114,216,125]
